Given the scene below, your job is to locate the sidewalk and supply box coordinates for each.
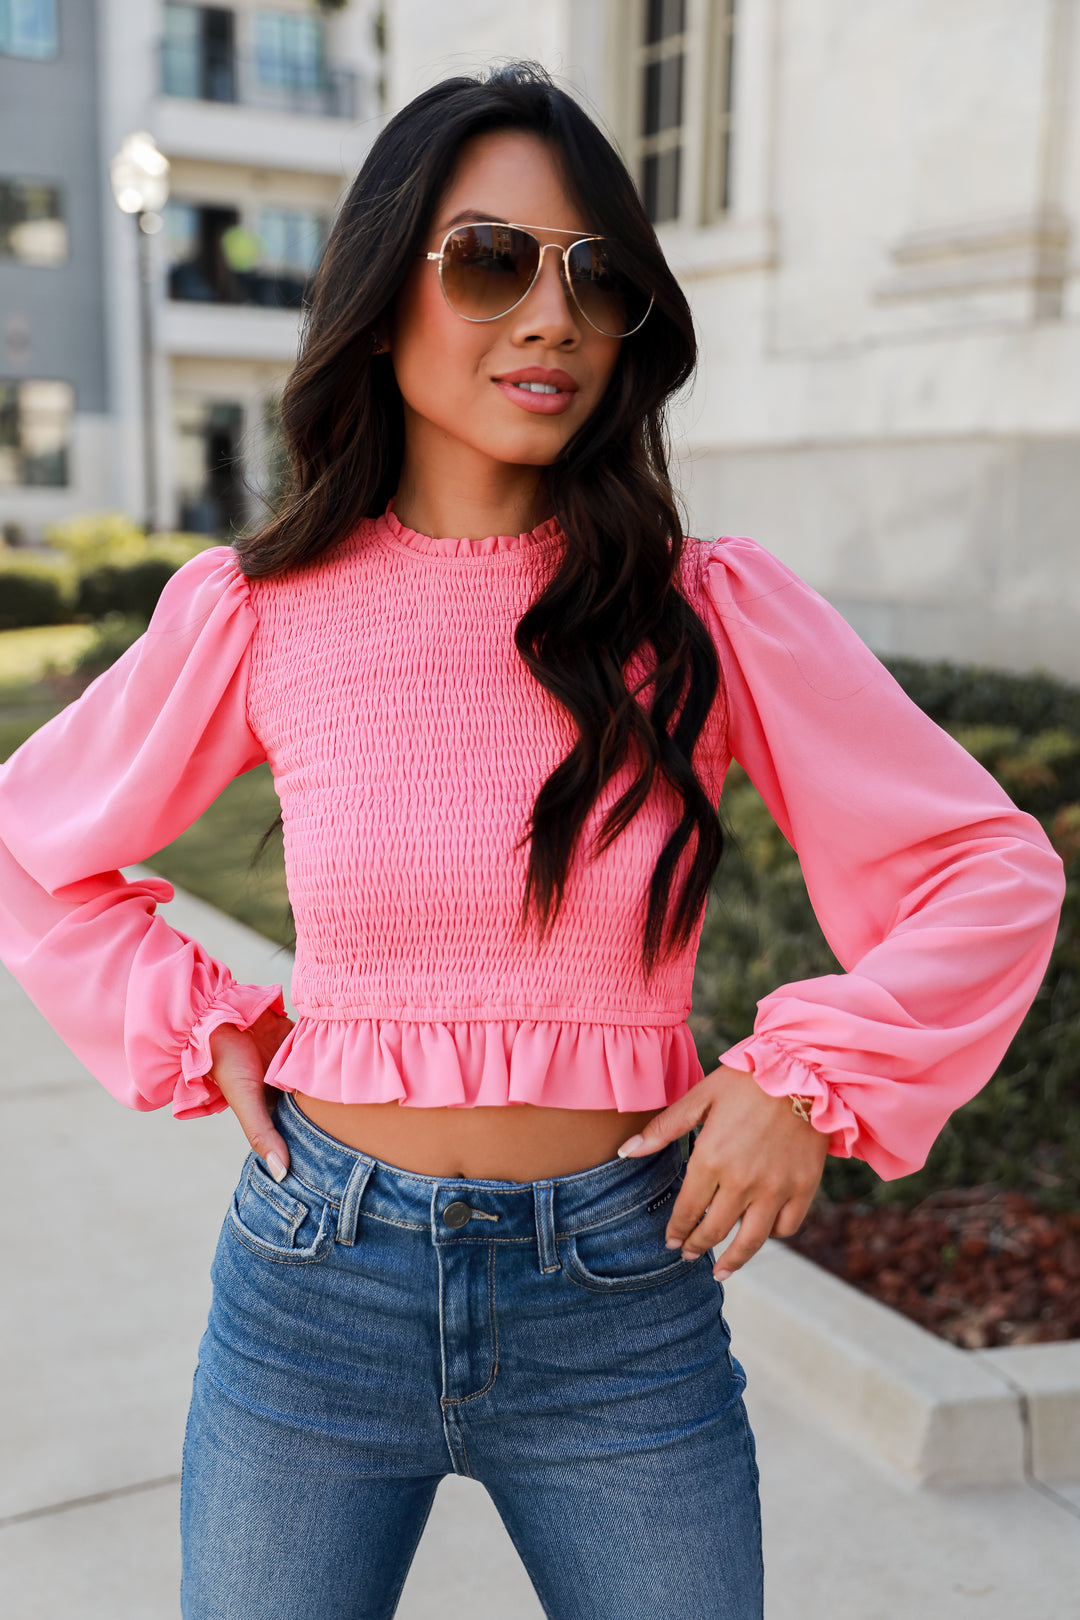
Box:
[2,880,1077,1619]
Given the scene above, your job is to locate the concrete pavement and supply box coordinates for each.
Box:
[2,880,1077,1618]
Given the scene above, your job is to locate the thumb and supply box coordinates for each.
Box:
[209,1024,291,1182]
[229,1076,292,1184]
[617,1086,711,1158]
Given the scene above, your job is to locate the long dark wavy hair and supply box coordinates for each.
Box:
[239,62,725,978]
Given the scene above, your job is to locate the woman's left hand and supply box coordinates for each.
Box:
[617,1064,829,1279]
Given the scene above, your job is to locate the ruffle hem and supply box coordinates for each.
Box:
[260,1015,703,1111]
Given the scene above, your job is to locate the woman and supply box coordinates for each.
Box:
[0,64,1064,1620]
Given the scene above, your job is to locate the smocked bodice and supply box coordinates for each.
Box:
[245,510,726,1027]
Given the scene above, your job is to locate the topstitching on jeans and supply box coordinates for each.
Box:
[240,1158,307,1226]
[553,1171,684,1239]
[227,1199,334,1266]
[439,1240,499,1409]
[278,1145,549,1206]
[273,1163,682,1241]
[359,1210,428,1232]
[271,1162,342,1209]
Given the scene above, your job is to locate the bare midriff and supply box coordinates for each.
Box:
[292,1094,665,1182]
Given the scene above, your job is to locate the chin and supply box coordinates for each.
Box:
[489,424,579,466]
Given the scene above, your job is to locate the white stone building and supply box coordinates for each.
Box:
[388,0,1080,680]
[3,0,1078,677]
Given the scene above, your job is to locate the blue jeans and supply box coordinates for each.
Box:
[181,1092,763,1618]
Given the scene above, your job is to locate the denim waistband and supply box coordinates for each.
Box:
[273,1091,685,1272]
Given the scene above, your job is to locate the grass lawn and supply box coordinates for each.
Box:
[141,763,294,952]
[0,624,95,691]
[0,626,98,752]
[0,681,294,952]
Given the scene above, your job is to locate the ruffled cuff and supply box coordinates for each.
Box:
[719,1032,860,1158]
[174,982,286,1120]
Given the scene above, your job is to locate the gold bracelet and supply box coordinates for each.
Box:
[720,1059,815,1124]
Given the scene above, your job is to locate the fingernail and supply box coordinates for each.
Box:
[682,1247,699,1261]
[266,1152,287,1183]
[714,1267,732,1282]
[617,1135,644,1158]
[665,1238,683,1250]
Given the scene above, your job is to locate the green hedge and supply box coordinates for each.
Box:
[0,564,68,631]
[71,613,151,682]
[0,513,214,631]
[690,657,1080,1212]
[75,558,181,621]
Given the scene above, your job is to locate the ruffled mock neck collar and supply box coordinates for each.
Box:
[378,501,562,558]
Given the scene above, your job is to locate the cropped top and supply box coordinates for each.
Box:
[0,506,1065,1178]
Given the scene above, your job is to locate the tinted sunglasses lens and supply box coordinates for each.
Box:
[566,239,652,336]
[440,224,539,320]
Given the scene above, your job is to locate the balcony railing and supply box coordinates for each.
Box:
[168,262,310,309]
[159,38,357,119]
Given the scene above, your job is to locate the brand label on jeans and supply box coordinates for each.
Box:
[646,1186,676,1214]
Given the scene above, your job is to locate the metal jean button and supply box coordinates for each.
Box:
[442,1200,473,1229]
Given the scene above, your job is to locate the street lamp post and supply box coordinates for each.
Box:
[109,132,170,534]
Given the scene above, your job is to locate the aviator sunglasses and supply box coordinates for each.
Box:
[424,221,654,338]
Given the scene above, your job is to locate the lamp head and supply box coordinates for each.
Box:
[110,132,171,215]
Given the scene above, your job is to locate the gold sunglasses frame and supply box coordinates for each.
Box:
[424,221,654,337]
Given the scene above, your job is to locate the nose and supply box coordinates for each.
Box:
[510,242,580,348]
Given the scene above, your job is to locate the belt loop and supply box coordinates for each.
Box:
[534,1181,559,1274]
[337,1155,374,1247]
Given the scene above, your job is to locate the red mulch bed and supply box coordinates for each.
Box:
[782,1189,1080,1349]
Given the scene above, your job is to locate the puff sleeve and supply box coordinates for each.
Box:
[695,537,1066,1179]
[0,546,285,1119]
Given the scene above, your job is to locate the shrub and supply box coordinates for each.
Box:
[71,613,149,682]
[886,657,1080,737]
[46,512,214,579]
[27,513,216,625]
[887,657,1080,814]
[0,562,69,629]
[690,658,1080,1212]
[44,512,149,571]
[75,557,180,620]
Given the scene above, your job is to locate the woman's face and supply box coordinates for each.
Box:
[389,129,624,476]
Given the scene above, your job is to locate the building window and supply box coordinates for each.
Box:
[0,179,67,266]
[0,0,58,59]
[0,378,73,487]
[165,200,326,308]
[164,201,239,301]
[255,207,325,295]
[631,0,737,228]
[174,398,245,535]
[636,0,686,225]
[160,3,354,117]
[705,0,736,220]
[255,10,325,93]
[162,3,236,103]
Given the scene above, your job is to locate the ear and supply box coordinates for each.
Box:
[371,327,391,356]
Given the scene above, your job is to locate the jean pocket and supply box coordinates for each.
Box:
[559,1174,701,1293]
[228,1155,333,1265]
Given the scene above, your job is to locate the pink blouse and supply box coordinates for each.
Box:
[0,508,1065,1178]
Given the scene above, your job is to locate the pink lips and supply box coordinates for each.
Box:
[492,366,580,416]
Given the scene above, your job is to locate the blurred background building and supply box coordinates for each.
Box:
[1,0,384,541]
[2,0,1078,677]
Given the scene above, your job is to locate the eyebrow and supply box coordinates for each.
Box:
[442,209,507,228]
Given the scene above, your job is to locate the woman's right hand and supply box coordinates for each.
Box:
[209,1007,295,1181]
